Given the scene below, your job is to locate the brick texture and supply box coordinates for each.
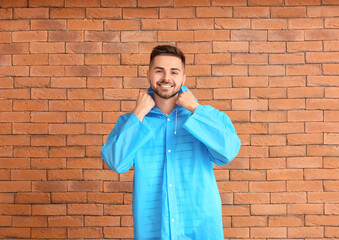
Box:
[0,0,338,239]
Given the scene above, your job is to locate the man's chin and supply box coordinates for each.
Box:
[153,89,179,100]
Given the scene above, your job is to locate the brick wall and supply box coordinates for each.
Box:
[0,0,338,239]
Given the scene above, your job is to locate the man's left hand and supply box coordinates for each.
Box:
[176,90,199,113]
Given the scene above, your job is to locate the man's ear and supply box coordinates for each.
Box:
[147,70,150,84]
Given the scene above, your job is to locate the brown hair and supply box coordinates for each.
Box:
[149,45,185,67]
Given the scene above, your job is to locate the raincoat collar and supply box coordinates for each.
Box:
[147,85,193,116]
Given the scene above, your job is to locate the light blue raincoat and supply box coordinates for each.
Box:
[101,86,241,240]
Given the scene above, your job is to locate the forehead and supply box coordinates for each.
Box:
[150,55,184,69]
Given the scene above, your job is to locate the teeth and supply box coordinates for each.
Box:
[160,84,172,88]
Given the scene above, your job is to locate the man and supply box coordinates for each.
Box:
[101,45,241,239]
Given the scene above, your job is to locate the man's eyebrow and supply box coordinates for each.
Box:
[153,66,181,71]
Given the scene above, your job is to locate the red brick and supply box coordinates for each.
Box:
[251,204,286,215]
[250,181,286,192]
[156,30,192,42]
[214,88,249,99]
[309,192,339,203]
[194,30,231,41]
[30,66,65,76]
[251,88,286,99]
[325,204,339,214]
[29,0,64,7]
[196,7,232,17]
[251,135,286,146]
[214,41,248,53]
[0,203,31,216]
[0,215,11,226]
[67,19,103,31]
[271,7,306,17]
[31,20,66,30]
[12,31,47,42]
[215,18,250,29]
[85,216,120,227]
[88,193,123,204]
[306,29,339,40]
[269,216,304,227]
[271,192,307,203]
[68,89,102,99]
[48,216,83,227]
[12,216,47,227]
[104,19,139,31]
[13,123,48,134]
[49,30,83,42]
[324,40,339,51]
[15,192,50,204]
[51,77,86,88]
[69,227,103,238]
[269,123,304,134]
[123,8,158,19]
[1,181,31,193]
[234,7,270,18]
[101,0,136,7]
[287,157,322,168]
[14,146,48,157]
[287,41,323,52]
[0,32,11,43]
[67,203,103,215]
[287,133,323,145]
[0,8,13,19]
[233,53,267,65]
[32,228,67,239]
[307,99,339,110]
[232,30,267,41]
[289,18,324,29]
[250,42,285,53]
[0,111,28,123]
[50,8,85,19]
[288,204,323,214]
[232,216,267,227]
[159,7,193,19]
[51,192,87,204]
[65,0,100,7]
[31,158,66,169]
[250,158,286,170]
[104,227,134,238]
[288,110,323,122]
[68,181,103,192]
[0,20,29,31]
[0,228,30,238]
[212,65,247,76]
[11,169,46,181]
[288,227,323,238]
[14,8,49,19]
[252,19,287,29]
[0,43,29,55]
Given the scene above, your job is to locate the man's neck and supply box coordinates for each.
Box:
[154,94,177,115]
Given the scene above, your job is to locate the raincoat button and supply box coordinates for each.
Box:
[167,118,170,121]
[171,219,174,222]
[169,184,172,187]
[168,149,171,153]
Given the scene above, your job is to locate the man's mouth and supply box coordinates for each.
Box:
[158,83,173,88]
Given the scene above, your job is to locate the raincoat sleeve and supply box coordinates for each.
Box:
[101,112,153,174]
[183,105,241,166]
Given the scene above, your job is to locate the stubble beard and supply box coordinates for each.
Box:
[151,82,182,100]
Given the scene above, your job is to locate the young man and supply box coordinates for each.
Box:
[101,45,241,239]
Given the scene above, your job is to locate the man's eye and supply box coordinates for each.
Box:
[155,70,162,73]
[172,71,178,75]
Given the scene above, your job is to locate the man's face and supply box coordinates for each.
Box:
[148,55,186,100]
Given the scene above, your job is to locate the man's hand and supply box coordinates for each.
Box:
[176,90,199,113]
[133,91,155,122]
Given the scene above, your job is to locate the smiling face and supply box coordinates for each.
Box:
[148,55,186,100]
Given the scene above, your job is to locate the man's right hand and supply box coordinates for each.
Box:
[133,91,155,122]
